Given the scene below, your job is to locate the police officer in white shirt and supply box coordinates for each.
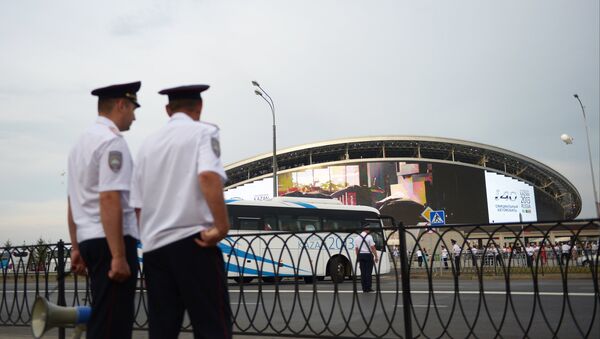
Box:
[471,245,478,267]
[67,81,141,339]
[441,245,449,269]
[130,85,231,339]
[561,242,571,265]
[354,224,378,292]
[525,243,535,267]
[451,239,461,276]
[416,248,424,267]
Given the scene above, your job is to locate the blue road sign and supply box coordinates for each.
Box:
[430,210,445,226]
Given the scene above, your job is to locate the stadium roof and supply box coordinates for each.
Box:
[225,136,581,219]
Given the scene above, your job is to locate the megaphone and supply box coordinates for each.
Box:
[31,296,91,339]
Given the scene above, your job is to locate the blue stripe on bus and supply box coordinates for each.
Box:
[289,202,317,209]
[222,263,297,277]
[218,242,309,274]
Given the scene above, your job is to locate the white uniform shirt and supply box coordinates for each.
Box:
[355,231,375,254]
[453,243,461,256]
[416,249,423,258]
[441,248,449,259]
[130,113,227,253]
[526,246,534,256]
[67,116,139,243]
[561,243,571,253]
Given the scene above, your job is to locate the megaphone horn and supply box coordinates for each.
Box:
[31,296,91,339]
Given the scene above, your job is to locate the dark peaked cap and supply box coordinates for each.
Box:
[91,81,141,107]
[158,85,210,101]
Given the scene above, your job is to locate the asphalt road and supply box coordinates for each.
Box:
[1,276,598,338]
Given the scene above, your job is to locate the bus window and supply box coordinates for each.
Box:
[322,218,361,231]
[239,217,261,231]
[228,215,236,230]
[263,215,277,231]
[298,216,320,232]
[279,215,299,232]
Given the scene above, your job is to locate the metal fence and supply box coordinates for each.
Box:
[1,219,599,338]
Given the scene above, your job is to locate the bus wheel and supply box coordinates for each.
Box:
[329,257,346,284]
[262,276,283,283]
[233,277,254,284]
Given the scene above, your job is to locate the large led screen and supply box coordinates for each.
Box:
[225,161,495,225]
[484,171,537,223]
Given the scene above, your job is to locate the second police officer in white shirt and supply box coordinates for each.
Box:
[130,85,232,339]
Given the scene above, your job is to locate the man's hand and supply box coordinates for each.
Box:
[70,249,87,276]
[108,256,131,282]
[195,226,227,248]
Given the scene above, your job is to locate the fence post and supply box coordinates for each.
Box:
[57,240,66,339]
[397,221,413,339]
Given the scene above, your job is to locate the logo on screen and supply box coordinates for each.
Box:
[495,190,517,201]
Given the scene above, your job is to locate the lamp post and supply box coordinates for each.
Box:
[253,81,278,198]
[573,94,600,217]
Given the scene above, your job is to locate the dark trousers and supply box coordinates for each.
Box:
[358,253,374,292]
[526,255,533,267]
[454,256,461,276]
[79,236,139,339]
[144,235,232,339]
[417,256,423,267]
[443,257,448,269]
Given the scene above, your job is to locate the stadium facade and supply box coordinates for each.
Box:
[224,136,581,225]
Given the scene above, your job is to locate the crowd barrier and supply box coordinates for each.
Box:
[1,219,599,338]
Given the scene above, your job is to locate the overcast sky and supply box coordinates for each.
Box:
[1,0,598,245]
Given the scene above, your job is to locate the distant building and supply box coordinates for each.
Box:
[225,136,580,225]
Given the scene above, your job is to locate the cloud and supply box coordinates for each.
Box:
[109,4,174,36]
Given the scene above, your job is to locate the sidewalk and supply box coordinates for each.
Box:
[0,326,282,338]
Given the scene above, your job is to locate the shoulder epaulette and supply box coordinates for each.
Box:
[199,121,220,131]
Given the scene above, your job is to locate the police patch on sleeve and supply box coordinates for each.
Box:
[211,137,221,157]
[108,151,123,172]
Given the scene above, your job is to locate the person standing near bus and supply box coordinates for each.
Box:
[561,242,571,265]
[416,248,423,267]
[525,243,534,267]
[67,81,141,339]
[354,225,378,292]
[451,239,461,276]
[130,84,231,339]
[441,245,449,269]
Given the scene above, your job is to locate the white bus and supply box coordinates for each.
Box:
[221,197,390,284]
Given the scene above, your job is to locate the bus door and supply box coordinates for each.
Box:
[230,216,262,277]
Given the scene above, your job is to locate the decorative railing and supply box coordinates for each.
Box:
[1,219,599,338]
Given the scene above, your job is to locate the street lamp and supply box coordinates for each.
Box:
[252,81,278,198]
[571,94,600,217]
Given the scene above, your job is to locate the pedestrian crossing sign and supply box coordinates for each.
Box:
[430,210,445,226]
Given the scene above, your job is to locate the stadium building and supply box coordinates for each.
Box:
[224,136,581,225]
